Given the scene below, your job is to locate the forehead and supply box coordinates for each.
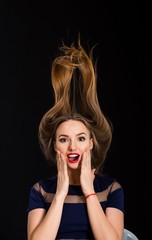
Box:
[56,119,90,135]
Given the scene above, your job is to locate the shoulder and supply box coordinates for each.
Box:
[27,176,57,212]
[94,174,124,212]
[32,175,57,194]
[94,174,123,192]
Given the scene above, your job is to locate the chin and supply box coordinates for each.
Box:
[68,161,81,169]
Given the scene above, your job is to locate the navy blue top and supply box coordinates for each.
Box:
[27,174,124,239]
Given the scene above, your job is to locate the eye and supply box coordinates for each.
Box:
[59,138,68,143]
[78,136,86,141]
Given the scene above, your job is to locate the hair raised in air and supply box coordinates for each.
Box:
[38,38,113,173]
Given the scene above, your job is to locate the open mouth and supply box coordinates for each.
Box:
[67,153,80,163]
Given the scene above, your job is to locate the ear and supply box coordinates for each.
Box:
[53,141,57,152]
[90,138,93,150]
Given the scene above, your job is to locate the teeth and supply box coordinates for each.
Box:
[68,154,78,157]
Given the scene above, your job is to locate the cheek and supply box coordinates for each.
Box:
[55,143,68,153]
[79,142,91,152]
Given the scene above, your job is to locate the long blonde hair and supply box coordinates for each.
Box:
[38,38,113,173]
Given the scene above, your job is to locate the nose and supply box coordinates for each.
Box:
[69,140,76,151]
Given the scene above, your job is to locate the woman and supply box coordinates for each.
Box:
[27,38,124,240]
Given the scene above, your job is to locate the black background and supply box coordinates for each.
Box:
[1,1,148,240]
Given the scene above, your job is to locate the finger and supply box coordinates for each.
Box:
[56,151,64,171]
[56,150,61,161]
[83,149,91,165]
[57,152,68,174]
[92,168,96,175]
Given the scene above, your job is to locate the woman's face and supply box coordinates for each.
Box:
[54,119,93,169]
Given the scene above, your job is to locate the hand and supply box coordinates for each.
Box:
[80,149,95,196]
[55,150,69,199]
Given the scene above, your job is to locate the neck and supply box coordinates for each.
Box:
[68,168,81,185]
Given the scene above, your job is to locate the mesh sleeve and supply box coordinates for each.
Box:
[107,182,124,213]
[26,184,46,213]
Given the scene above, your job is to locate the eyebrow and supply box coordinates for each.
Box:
[58,132,87,138]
